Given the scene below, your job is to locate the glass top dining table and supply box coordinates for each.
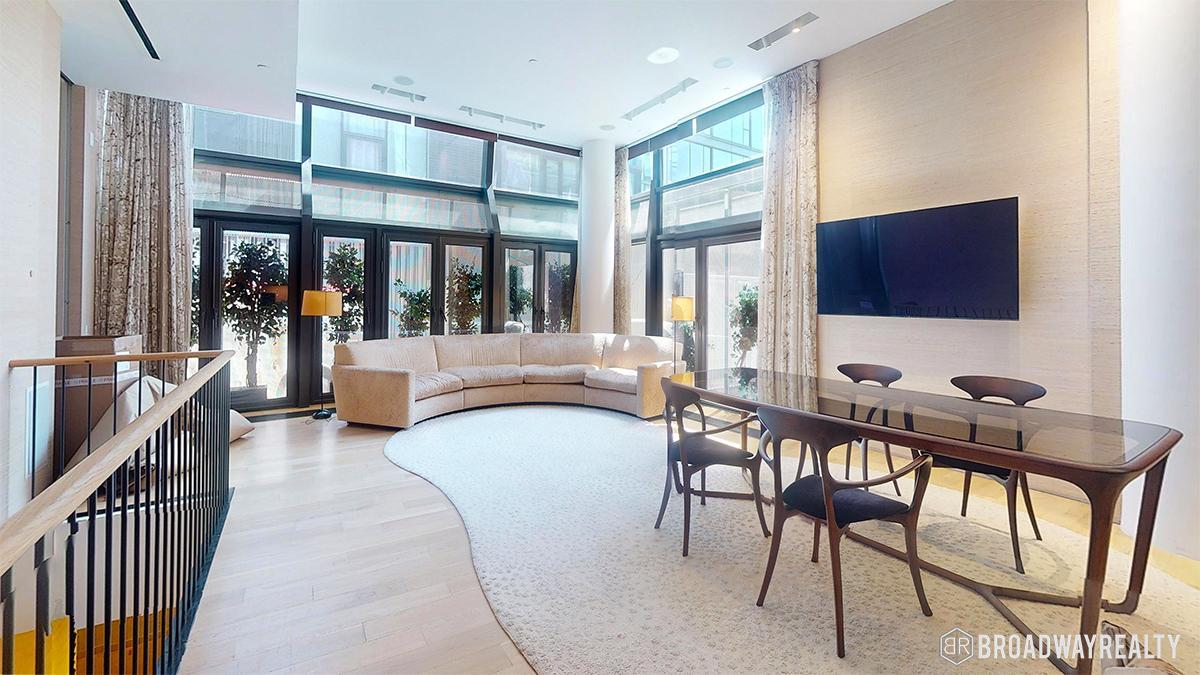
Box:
[669,368,1178,477]
[669,368,1182,674]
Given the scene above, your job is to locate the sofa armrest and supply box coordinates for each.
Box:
[331,365,416,428]
[635,360,682,419]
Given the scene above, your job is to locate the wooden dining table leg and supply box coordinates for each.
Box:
[1104,458,1168,614]
[1074,486,1119,675]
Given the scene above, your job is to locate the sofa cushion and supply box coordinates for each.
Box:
[413,372,464,400]
[584,367,638,394]
[520,333,604,366]
[522,363,597,384]
[602,335,673,369]
[334,337,438,373]
[442,364,524,389]
[434,334,521,369]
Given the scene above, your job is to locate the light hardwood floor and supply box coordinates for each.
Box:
[181,409,1198,674]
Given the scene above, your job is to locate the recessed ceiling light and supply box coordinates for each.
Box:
[393,75,414,86]
[712,57,733,69]
[528,58,539,64]
[749,12,820,51]
[256,63,269,69]
[646,47,680,65]
[599,124,616,131]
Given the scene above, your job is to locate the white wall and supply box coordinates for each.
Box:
[1118,0,1200,558]
[0,0,63,521]
[578,139,615,333]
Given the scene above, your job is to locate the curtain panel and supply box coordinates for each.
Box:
[759,61,819,376]
[612,146,632,334]
[93,91,194,383]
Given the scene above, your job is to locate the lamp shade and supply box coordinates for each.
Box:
[301,290,343,317]
[670,295,695,322]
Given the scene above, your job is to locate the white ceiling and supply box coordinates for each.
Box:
[51,0,299,120]
[297,0,950,147]
[49,0,949,147]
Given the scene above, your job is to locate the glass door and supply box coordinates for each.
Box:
[443,241,488,334]
[503,247,536,332]
[541,247,575,333]
[661,246,697,370]
[216,223,298,409]
[385,235,435,337]
[315,227,373,399]
[703,237,762,370]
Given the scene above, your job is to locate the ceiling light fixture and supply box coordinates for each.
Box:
[621,78,699,121]
[393,75,414,86]
[459,105,546,131]
[712,57,734,69]
[645,47,680,65]
[370,83,426,103]
[748,12,819,51]
[599,124,616,131]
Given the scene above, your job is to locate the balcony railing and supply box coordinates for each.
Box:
[0,350,233,674]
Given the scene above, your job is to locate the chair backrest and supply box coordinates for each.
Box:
[950,375,1046,407]
[837,363,902,387]
[756,405,860,503]
[661,379,706,446]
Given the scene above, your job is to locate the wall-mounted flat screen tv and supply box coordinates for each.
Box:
[817,197,1019,320]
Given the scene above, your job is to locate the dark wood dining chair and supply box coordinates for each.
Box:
[656,379,770,557]
[755,405,933,658]
[938,375,1046,574]
[836,363,904,495]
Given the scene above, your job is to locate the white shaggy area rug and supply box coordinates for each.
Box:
[383,406,1199,674]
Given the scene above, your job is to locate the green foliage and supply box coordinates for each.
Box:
[322,243,365,344]
[544,258,574,333]
[680,322,696,370]
[222,240,287,388]
[446,256,484,334]
[392,281,432,337]
[728,285,759,367]
[506,264,533,323]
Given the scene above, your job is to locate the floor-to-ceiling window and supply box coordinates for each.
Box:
[625,91,765,372]
[191,98,579,410]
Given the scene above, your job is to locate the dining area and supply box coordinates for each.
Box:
[658,365,1184,674]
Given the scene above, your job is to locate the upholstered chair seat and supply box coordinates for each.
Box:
[412,372,464,400]
[781,475,910,527]
[521,363,598,384]
[584,368,638,394]
[441,365,524,388]
[668,436,755,465]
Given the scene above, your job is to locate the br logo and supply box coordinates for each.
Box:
[941,628,975,665]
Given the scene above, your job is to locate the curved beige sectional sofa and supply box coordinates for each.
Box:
[332,333,680,428]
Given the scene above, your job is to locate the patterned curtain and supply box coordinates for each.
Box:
[759,61,819,377]
[612,146,632,334]
[93,91,193,383]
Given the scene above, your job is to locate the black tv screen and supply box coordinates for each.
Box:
[817,197,1019,320]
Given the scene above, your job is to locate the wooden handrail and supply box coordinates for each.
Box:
[0,350,233,574]
[8,350,226,369]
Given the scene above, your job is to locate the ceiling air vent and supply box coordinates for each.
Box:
[621,78,699,121]
[458,106,546,131]
[748,12,819,51]
[370,84,427,103]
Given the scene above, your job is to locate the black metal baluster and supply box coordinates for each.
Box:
[33,536,50,673]
[167,405,179,669]
[117,364,129,674]
[132,438,143,675]
[85,362,96,675]
[151,422,164,673]
[56,363,78,675]
[1,570,12,675]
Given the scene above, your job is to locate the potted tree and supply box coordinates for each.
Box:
[222,240,287,401]
[445,257,483,334]
[507,264,533,329]
[322,243,365,344]
[392,281,432,336]
[728,285,759,367]
[544,257,574,333]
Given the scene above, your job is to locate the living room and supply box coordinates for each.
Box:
[0,0,1197,673]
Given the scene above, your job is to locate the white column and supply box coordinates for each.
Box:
[1118,0,1200,558]
[578,139,616,333]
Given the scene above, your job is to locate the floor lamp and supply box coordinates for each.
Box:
[670,295,694,375]
[301,290,343,420]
